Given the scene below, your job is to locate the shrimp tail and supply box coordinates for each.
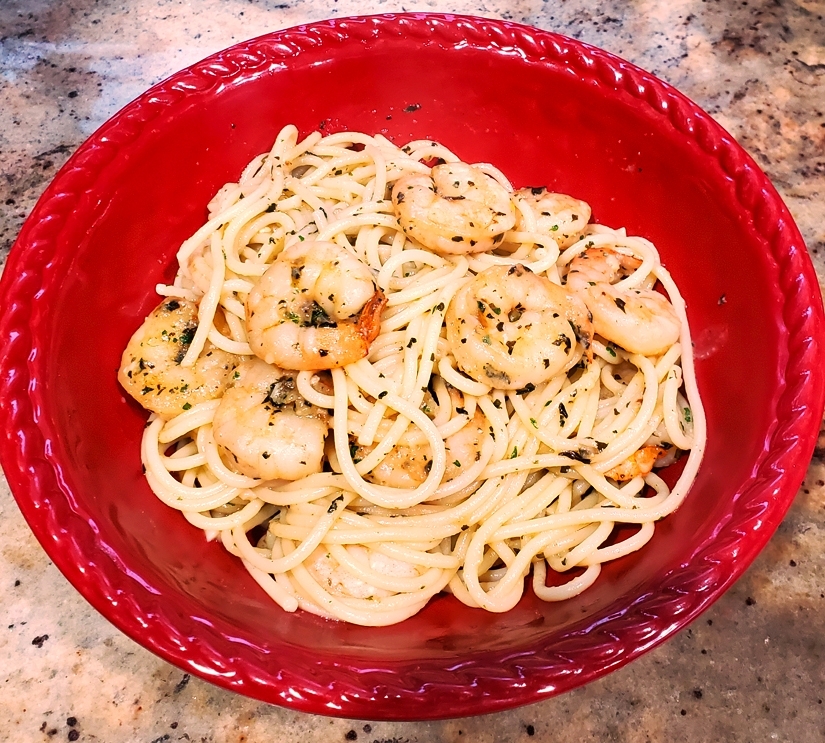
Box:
[357,289,387,346]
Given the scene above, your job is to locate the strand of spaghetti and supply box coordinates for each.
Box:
[142,419,238,506]
[330,367,446,508]
[582,521,656,566]
[364,144,387,203]
[196,425,260,489]
[241,561,299,612]
[183,498,264,530]
[437,358,492,397]
[222,188,288,276]
[467,516,612,611]
[180,230,225,367]
[371,542,460,569]
[161,444,205,472]
[466,247,559,276]
[326,545,445,594]
[548,520,615,571]
[252,486,337,507]
[506,475,571,525]
[316,213,399,242]
[462,477,573,601]
[176,178,271,267]
[532,562,601,602]
[376,248,448,289]
[228,503,280,542]
[206,327,252,355]
[233,213,292,267]
[269,519,460,544]
[589,354,661,470]
[284,558,434,626]
[229,494,352,574]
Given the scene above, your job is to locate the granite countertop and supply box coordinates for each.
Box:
[2,1,824,741]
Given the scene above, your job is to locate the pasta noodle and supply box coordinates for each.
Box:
[119,125,706,626]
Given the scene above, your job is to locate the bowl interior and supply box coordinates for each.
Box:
[11,17,813,717]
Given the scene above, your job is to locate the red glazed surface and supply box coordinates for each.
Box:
[1,14,823,720]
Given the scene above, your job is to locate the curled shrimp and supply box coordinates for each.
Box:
[212,357,330,480]
[514,187,591,248]
[305,544,422,601]
[604,445,667,482]
[391,163,516,254]
[118,299,239,419]
[352,410,487,488]
[566,248,680,356]
[446,264,592,390]
[246,241,386,370]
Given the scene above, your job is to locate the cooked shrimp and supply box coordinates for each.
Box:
[566,248,680,356]
[604,445,666,481]
[246,241,386,370]
[392,163,516,254]
[305,545,421,600]
[355,410,487,488]
[514,188,591,248]
[118,299,238,419]
[446,264,592,390]
[212,357,330,480]
[565,247,641,288]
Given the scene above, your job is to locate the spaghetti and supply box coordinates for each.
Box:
[118,125,706,626]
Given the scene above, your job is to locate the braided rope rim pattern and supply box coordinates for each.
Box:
[1,13,822,720]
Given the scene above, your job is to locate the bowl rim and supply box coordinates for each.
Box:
[1,12,823,720]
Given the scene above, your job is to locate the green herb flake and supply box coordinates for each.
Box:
[182,402,192,411]
[683,407,692,423]
[177,328,195,347]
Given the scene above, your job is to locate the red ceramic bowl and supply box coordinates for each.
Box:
[1,14,823,720]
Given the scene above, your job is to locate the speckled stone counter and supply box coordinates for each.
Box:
[2,1,824,741]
